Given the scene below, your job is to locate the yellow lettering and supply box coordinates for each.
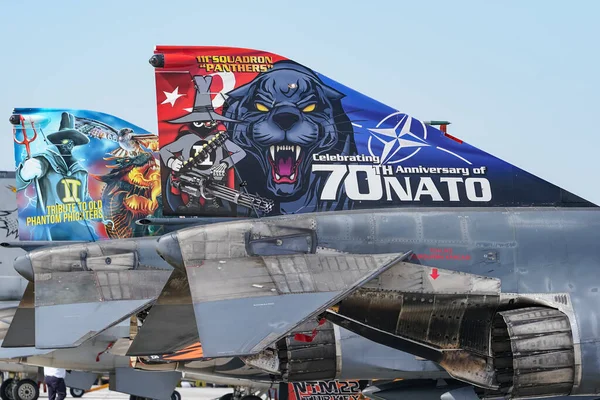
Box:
[60,179,82,203]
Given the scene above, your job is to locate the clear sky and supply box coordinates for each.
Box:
[1,0,599,203]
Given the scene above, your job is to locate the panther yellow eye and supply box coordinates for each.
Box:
[255,103,269,112]
[302,104,316,113]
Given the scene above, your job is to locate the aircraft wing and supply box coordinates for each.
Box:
[129,216,411,359]
[7,237,173,349]
[186,251,409,358]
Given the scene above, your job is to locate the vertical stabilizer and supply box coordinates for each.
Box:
[149,46,596,218]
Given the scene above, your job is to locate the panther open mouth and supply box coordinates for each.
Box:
[268,144,303,184]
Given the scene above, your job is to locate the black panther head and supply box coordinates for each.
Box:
[223,60,356,199]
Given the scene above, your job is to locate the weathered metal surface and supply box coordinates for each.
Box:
[186,251,409,357]
[17,206,600,394]
[279,320,338,381]
[326,260,578,395]
[187,253,404,302]
[325,310,497,390]
[35,269,171,307]
[26,237,173,309]
[338,261,501,355]
[362,260,500,295]
[484,307,575,399]
[9,237,174,349]
[174,218,317,267]
[85,252,138,271]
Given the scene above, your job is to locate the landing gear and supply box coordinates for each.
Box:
[11,380,38,400]
[130,391,181,400]
[69,388,85,398]
[225,387,264,400]
[0,379,15,400]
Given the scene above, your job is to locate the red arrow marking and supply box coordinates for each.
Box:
[430,268,440,280]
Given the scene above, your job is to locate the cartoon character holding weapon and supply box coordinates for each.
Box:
[14,112,97,240]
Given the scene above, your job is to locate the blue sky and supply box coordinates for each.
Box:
[1,0,599,203]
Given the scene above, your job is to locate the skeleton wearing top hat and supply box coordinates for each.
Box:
[159,75,247,213]
[16,112,98,241]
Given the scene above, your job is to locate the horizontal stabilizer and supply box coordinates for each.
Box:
[0,288,52,358]
[36,299,151,349]
[187,251,412,358]
[20,239,172,348]
[127,269,200,357]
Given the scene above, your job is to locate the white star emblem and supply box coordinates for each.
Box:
[161,87,185,107]
[368,115,429,163]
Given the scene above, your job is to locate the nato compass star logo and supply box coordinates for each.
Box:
[365,111,472,165]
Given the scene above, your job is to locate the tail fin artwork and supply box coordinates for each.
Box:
[10,108,165,242]
[150,46,596,218]
[7,108,236,352]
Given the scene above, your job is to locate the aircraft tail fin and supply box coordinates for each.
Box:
[150,46,595,218]
[10,108,166,241]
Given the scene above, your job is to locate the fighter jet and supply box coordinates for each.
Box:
[2,109,463,400]
[9,45,600,400]
[141,46,600,399]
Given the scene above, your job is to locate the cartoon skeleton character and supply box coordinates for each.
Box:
[159,75,246,213]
